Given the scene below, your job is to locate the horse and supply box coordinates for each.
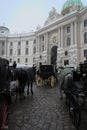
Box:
[24,66,36,95]
[10,66,36,100]
[58,67,74,99]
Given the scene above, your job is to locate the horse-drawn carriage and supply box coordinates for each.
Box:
[36,64,56,87]
[0,57,11,130]
[58,61,87,129]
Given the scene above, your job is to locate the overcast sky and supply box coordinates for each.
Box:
[0,0,87,34]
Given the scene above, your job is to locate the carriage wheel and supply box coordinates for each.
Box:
[69,100,81,129]
[35,75,42,87]
[50,75,55,88]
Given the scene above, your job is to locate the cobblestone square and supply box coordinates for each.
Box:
[8,83,87,130]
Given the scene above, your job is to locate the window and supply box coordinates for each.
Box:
[33,47,36,54]
[25,58,28,63]
[84,32,87,43]
[67,26,70,33]
[64,60,69,66]
[26,41,28,45]
[84,19,87,27]
[65,51,68,56]
[84,49,87,57]
[18,41,21,46]
[67,37,71,46]
[33,57,35,62]
[10,49,13,55]
[34,39,36,44]
[42,36,44,41]
[17,58,20,63]
[10,42,13,46]
[2,41,5,46]
[25,48,28,55]
[9,58,12,63]
[1,49,4,55]
[42,44,44,51]
[18,49,21,55]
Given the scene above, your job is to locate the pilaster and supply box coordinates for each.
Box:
[74,21,77,44]
[58,28,61,48]
[71,22,74,45]
[61,27,63,48]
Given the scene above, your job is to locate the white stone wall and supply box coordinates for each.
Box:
[0,7,87,68]
[6,34,35,66]
[79,11,87,62]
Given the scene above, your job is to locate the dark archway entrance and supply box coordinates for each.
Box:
[51,46,57,65]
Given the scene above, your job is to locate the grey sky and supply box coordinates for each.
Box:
[0,0,86,33]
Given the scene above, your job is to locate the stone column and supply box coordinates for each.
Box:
[61,27,63,48]
[45,32,48,51]
[58,28,61,48]
[71,22,74,45]
[46,33,50,64]
[39,36,41,53]
[44,34,46,51]
[36,36,38,53]
[74,21,77,44]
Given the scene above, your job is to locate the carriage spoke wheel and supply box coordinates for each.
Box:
[50,75,55,88]
[69,102,81,129]
[36,75,42,87]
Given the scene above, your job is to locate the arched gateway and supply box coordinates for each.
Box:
[51,46,57,65]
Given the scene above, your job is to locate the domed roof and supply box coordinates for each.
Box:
[62,0,84,15]
[0,26,10,35]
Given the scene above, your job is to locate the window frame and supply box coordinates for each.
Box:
[84,19,87,27]
[67,37,71,46]
[84,32,87,43]
[25,48,28,55]
[67,26,70,33]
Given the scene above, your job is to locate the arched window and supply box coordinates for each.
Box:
[84,19,87,27]
[65,51,68,56]
[84,49,87,57]
[67,26,70,33]
[1,49,4,55]
[9,58,12,63]
[25,48,28,55]
[10,42,13,46]
[84,32,87,43]
[18,41,21,46]
[18,49,21,55]
[17,58,20,63]
[42,44,44,51]
[26,40,28,45]
[67,37,71,46]
[25,58,28,63]
[10,49,13,55]
[33,47,36,54]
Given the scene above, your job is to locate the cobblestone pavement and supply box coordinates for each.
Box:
[8,83,87,130]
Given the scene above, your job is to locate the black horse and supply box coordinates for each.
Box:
[10,66,36,100]
[24,67,36,95]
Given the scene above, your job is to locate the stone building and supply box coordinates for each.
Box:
[0,27,36,66]
[0,0,87,67]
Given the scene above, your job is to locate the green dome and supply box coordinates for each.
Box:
[62,0,84,15]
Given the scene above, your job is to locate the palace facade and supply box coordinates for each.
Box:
[0,0,87,67]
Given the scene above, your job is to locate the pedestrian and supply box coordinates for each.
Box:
[13,61,17,69]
